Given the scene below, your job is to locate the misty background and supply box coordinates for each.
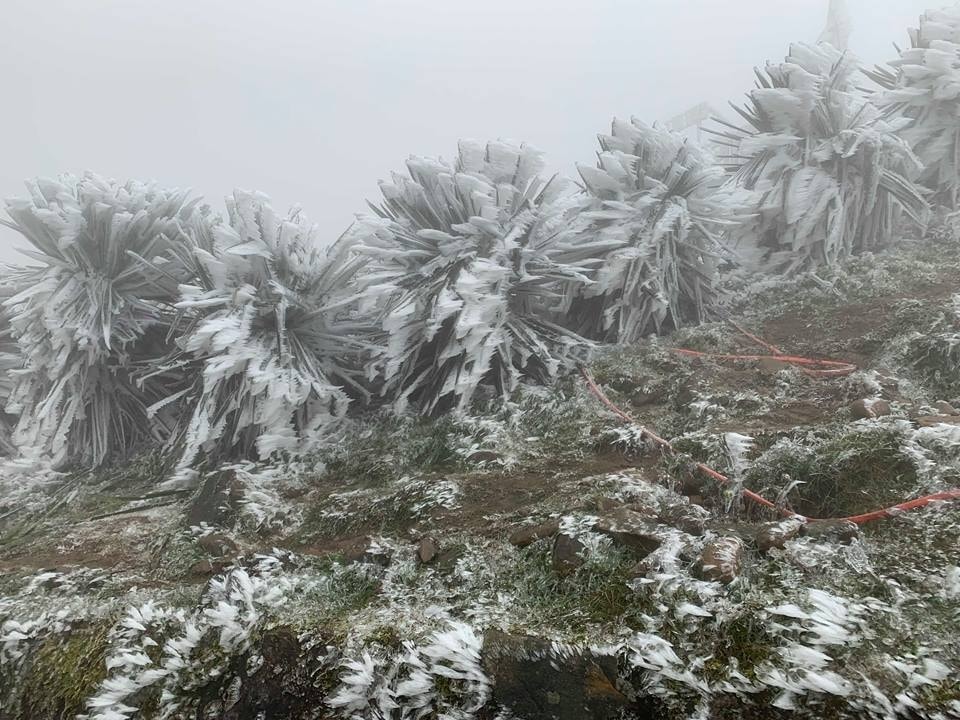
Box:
[0,0,935,264]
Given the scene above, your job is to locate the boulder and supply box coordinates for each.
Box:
[198,533,239,558]
[481,630,629,720]
[593,508,661,556]
[934,400,960,416]
[698,537,743,584]
[343,538,392,567]
[658,502,709,536]
[417,537,438,564]
[509,519,561,547]
[801,519,859,544]
[850,399,891,420]
[552,533,587,575]
[755,517,805,552]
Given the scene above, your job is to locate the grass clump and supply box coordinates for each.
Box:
[743,426,918,518]
[495,544,651,633]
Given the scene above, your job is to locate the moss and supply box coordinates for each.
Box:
[16,623,111,720]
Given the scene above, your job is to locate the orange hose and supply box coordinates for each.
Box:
[671,320,858,378]
[580,365,960,525]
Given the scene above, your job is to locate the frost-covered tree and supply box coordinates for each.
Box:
[712,43,929,273]
[0,277,20,456]
[563,118,750,343]
[152,190,373,467]
[351,140,594,415]
[868,8,960,208]
[0,174,203,467]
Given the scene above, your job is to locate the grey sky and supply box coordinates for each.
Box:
[0,0,937,264]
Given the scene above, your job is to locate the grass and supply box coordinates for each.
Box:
[492,543,652,633]
[13,622,112,720]
[743,426,919,518]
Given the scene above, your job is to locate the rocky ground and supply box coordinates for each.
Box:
[1,231,959,719]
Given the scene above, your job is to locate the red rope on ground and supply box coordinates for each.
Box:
[671,320,858,378]
[580,365,960,526]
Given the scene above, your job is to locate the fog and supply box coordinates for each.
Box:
[0,0,934,264]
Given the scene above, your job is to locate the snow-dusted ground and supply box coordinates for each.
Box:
[2,234,960,719]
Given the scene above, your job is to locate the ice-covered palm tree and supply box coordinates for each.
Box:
[351,140,594,415]
[151,190,374,468]
[712,43,928,273]
[868,8,960,208]
[0,276,20,456]
[563,118,750,343]
[0,174,203,467]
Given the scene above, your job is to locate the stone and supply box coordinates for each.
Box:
[189,559,226,577]
[698,537,743,584]
[801,519,859,544]
[343,538,392,567]
[467,449,502,464]
[198,533,239,558]
[658,502,709,536]
[934,400,960,416]
[849,398,891,420]
[481,630,629,720]
[594,497,624,513]
[552,533,587,575]
[187,469,237,526]
[755,517,805,552]
[509,519,561,547]
[593,508,661,556]
[416,537,438,564]
[916,415,960,428]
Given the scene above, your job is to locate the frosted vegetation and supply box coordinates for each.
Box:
[1,30,955,473]
[2,9,960,720]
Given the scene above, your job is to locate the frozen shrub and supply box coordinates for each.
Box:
[0,173,203,467]
[565,118,750,342]
[152,190,374,467]
[351,140,594,415]
[870,8,960,208]
[713,43,928,273]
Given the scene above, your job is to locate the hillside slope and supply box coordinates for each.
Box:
[1,232,959,720]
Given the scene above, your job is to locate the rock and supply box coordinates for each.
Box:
[698,537,743,584]
[222,627,340,720]
[189,559,226,577]
[916,415,960,428]
[755,517,805,552]
[467,449,502,464]
[849,398,891,420]
[481,630,629,720]
[935,400,960,416]
[594,497,624,513]
[552,533,587,575]
[801,519,859,544]
[658,502,709,536]
[198,533,239,558]
[593,508,661,556]
[509,519,561,547]
[187,469,237,526]
[343,538,392,567]
[416,537,438,564]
